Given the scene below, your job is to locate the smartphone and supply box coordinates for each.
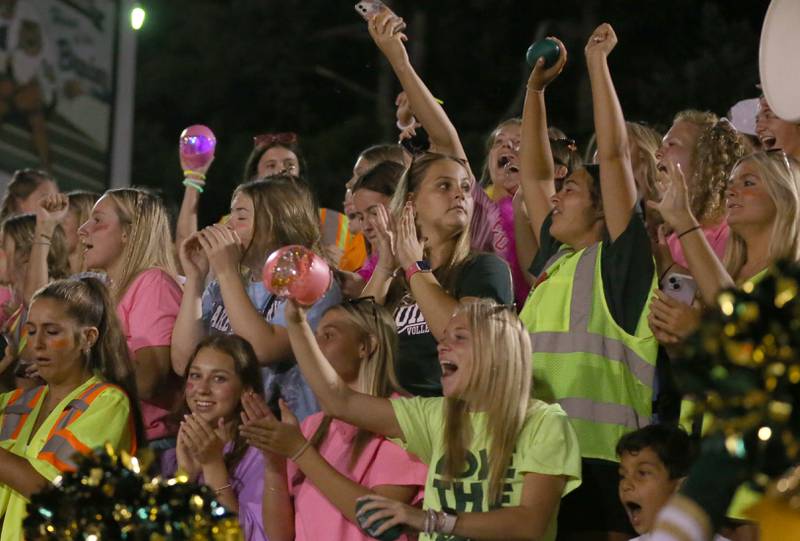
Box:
[354,0,406,32]
[354,0,385,21]
[660,272,698,305]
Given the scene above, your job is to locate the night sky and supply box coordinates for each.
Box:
[131,0,770,225]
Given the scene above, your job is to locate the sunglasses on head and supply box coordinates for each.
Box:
[253,132,298,148]
[550,137,578,152]
[346,296,380,326]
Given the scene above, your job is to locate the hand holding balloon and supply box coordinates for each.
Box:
[262,245,332,306]
[179,125,217,177]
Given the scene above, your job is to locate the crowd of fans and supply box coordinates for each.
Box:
[0,7,798,541]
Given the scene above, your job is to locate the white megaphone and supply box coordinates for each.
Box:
[760,0,800,122]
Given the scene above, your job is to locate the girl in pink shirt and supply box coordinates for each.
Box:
[78,188,183,446]
[240,299,427,541]
[653,111,745,272]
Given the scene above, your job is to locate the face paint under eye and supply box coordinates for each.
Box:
[49,337,70,350]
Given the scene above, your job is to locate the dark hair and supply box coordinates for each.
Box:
[178,334,265,473]
[243,140,307,182]
[351,161,406,197]
[551,138,582,180]
[1,213,70,280]
[616,424,695,479]
[583,164,602,208]
[32,277,145,446]
[0,169,56,221]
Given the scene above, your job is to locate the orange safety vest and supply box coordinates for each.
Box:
[0,382,137,472]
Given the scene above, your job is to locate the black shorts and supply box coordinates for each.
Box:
[556,458,636,537]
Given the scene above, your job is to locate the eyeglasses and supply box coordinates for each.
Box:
[253,132,298,148]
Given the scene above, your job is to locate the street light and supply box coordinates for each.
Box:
[131,4,146,30]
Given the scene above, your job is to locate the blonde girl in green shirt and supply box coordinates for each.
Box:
[283,297,581,541]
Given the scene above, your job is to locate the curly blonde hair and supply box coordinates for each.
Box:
[674,110,746,224]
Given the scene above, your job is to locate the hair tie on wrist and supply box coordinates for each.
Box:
[678,225,702,240]
[290,440,311,462]
[658,263,676,284]
[213,483,232,495]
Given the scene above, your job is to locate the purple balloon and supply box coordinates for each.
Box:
[179,125,216,170]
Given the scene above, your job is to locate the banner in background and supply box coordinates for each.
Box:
[0,0,118,191]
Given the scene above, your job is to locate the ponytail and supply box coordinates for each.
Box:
[32,277,145,446]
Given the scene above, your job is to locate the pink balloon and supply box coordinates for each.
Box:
[179,124,216,170]
[262,245,332,306]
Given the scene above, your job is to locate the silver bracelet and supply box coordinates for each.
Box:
[439,511,457,534]
[423,509,437,534]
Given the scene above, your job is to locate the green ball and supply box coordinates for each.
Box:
[355,499,404,541]
[526,39,560,68]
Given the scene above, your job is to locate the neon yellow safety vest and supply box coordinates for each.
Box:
[519,243,658,462]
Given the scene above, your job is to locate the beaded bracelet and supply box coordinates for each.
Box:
[183,178,205,193]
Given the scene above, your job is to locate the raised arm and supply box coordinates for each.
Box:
[361,204,399,304]
[520,38,566,244]
[513,191,538,285]
[174,155,212,256]
[171,236,210,375]
[368,10,466,161]
[649,164,734,305]
[25,194,69,305]
[197,225,293,365]
[284,301,402,440]
[585,24,638,241]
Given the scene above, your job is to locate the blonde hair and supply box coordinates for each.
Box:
[627,121,663,202]
[1,213,70,282]
[103,188,178,300]
[442,299,532,505]
[387,153,472,302]
[673,110,746,224]
[724,151,800,281]
[66,190,100,231]
[309,299,403,467]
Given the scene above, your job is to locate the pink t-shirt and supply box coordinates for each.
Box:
[666,221,730,269]
[116,268,183,442]
[288,410,427,541]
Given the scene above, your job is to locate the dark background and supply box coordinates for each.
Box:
[130,0,769,225]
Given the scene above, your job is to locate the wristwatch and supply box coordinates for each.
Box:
[405,260,432,282]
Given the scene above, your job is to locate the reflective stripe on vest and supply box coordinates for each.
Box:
[319,208,350,250]
[525,243,657,461]
[0,386,47,441]
[37,382,111,472]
